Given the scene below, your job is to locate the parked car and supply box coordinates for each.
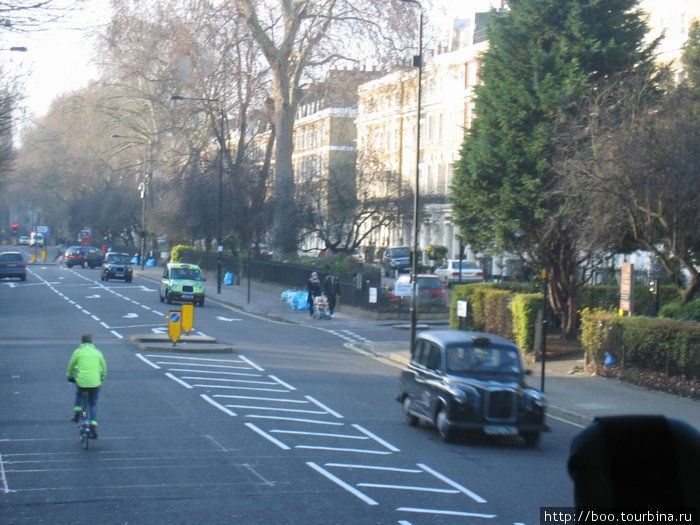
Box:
[397,330,548,445]
[382,246,413,276]
[387,274,447,309]
[434,259,485,286]
[101,252,133,282]
[18,236,30,245]
[160,262,206,306]
[0,251,26,281]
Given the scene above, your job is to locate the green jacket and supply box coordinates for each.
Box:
[67,343,107,388]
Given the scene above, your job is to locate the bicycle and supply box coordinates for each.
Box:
[77,389,93,450]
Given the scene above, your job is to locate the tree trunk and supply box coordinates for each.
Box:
[271,101,297,259]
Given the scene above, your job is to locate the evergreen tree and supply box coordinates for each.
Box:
[452,0,657,336]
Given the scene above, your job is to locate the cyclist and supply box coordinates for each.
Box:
[67,332,107,438]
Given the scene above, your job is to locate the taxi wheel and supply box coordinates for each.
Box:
[403,397,418,426]
[436,407,454,442]
[166,292,172,304]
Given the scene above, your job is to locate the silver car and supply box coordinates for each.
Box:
[434,260,484,286]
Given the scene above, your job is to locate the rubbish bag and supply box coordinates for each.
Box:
[604,351,616,366]
[224,272,234,285]
[291,291,310,310]
[281,289,298,303]
[146,258,156,267]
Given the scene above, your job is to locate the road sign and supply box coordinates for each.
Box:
[181,304,194,334]
[394,282,412,297]
[169,310,181,344]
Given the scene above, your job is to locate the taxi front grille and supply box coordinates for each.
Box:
[484,390,516,422]
[182,285,194,292]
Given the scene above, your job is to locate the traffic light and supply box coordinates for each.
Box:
[11,223,18,236]
[649,279,657,295]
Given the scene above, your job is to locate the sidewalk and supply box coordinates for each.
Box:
[135,266,700,431]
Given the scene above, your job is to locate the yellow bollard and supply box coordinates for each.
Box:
[41,249,46,261]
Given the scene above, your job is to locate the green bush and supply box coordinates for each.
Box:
[659,298,700,322]
[580,309,700,378]
[170,245,195,262]
[511,293,543,354]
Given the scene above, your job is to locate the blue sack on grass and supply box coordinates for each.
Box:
[281,289,297,303]
[146,258,156,267]
[224,272,233,285]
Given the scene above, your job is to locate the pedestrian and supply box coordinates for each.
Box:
[307,272,322,317]
[323,271,341,318]
[66,332,107,438]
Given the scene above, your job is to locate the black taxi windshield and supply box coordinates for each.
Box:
[445,344,521,375]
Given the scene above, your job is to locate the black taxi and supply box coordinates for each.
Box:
[397,330,549,445]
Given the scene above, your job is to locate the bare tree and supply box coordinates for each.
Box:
[555,72,700,303]
[298,151,412,253]
[237,0,422,259]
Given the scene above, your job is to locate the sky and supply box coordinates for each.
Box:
[5,0,500,122]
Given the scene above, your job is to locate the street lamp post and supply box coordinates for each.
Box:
[111,134,150,269]
[400,0,424,353]
[170,95,225,294]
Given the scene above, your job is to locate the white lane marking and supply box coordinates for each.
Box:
[245,423,290,450]
[213,395,308,403]
[171,369,260,377]
[306,462,378,505]
[358,482,459,494]
[0,452,14,494]
[201,394,237,416]
[124,313,139,318]
[216,316,242,322]
[397,507,496,519]
[418,463,487,503]
[136,354,160,369]
[165,373,193,389]
[306,395,343,418]
[245,415,345,426]
[269,375,296,391]
[325,463,423,474]
[271,430,369,440]
[239,355,264,371]
[110,330,124,339]
[296,445,393,455]
[353,424,400,452]
[224,405,327,415]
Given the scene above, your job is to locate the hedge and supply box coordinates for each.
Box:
[449,283,543,354]
[580,309,700,379]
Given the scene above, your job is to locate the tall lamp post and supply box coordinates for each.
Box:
[399,0,423,353]
[111,134,150,269]
[170,95,225,294]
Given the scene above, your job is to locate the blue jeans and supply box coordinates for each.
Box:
[74,386,100,424]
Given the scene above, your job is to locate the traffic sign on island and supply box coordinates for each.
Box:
[169,310,181,344]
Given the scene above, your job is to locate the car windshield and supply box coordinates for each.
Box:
[416,277,440,289]
[108,255,130,264]
[171,268,201,280]
[0,253,22,262]
[390,248,411,257]
[445,344,521,375]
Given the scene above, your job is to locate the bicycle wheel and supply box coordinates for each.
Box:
[81,425,90,449]
[80,391,90,450]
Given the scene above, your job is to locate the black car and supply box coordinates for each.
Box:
[101,252,133,282]
[81,246,104,268]
[382,246,412,276]
[397,330,549,445]
[63,246,104,268]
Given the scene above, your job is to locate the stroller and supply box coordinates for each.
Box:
[312,295,331,319]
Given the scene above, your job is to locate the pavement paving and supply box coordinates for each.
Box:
[133,265,700,432]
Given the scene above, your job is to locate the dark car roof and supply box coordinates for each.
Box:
[416,330,520,350]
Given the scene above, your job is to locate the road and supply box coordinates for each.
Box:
[0,260,582,524]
